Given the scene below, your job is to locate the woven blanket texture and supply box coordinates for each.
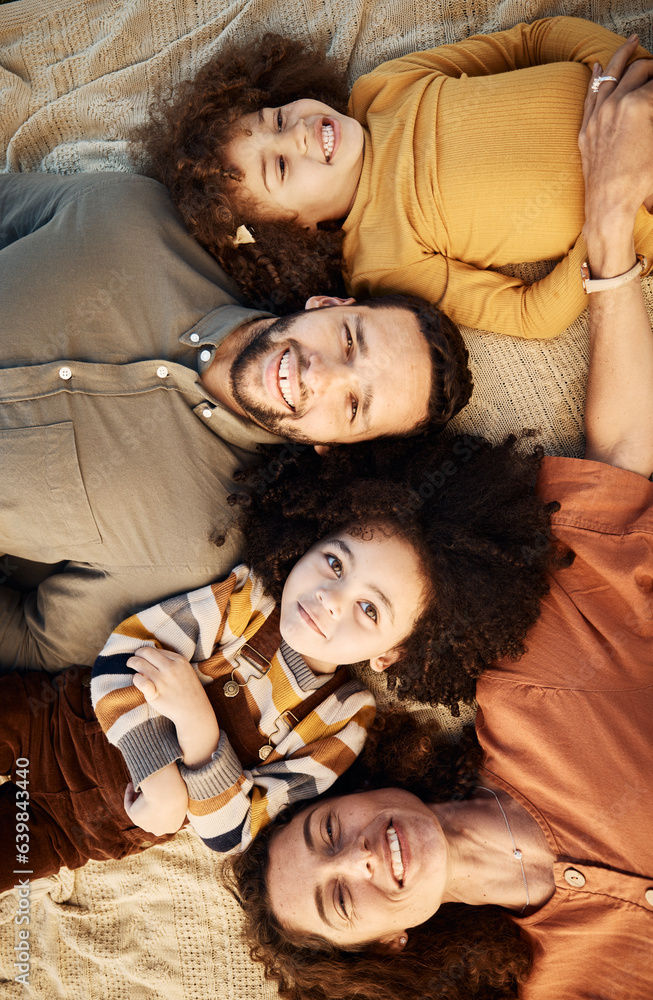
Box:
[1,0,652,996]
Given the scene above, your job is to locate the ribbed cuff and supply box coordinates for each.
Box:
[178,731,243,801]
[118,717,182,790]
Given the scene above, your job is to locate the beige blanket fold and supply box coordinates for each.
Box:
[1,1,651,996]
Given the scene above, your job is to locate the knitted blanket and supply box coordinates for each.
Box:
[1,0,651,996]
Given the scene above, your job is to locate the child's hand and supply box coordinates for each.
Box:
[128,647,220,768]
[124,765,188,836]
[129,647,211,728]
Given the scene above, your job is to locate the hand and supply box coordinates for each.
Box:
[579,37,653,243]
[123,764,188,836]
[129,646,212,730]
[128,646,220,767]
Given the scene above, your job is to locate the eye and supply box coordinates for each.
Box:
[359,601,378,623]
[350,397,358,421]
[345,326,353,356]
[326,554,342,577]
[279,155,286,180]
[326,813,335,844]
[336,882,348,919]
[276,108,283,131]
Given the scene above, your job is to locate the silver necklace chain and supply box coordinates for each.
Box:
[476,786,530,914]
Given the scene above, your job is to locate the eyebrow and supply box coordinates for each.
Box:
[353,315,372,428]
[303,809,339,931]
[257,109,270,193]
[330,538,395,624]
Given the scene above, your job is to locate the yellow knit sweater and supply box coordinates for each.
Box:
[344,17,653,338]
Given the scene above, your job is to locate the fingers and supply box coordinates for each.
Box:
[124,781,139,811]
[127,646,188,676]
[129,646,180,669]
[132,671,159,702]
[584,35,641,119]
[602,33,640,84]
[618,57,653,95]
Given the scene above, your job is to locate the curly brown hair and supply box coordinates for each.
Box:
[229,431,569,711]
[132,33,350,313]
[353,294,472,430]
[224,714,531,1000]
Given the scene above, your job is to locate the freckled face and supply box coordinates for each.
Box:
[225,100,365,228]
[280,527,427,673]
[267,788,448,949]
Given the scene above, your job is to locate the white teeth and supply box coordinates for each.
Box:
[387,825,405,884]
[278,349,294,409]
[322,123,335,160]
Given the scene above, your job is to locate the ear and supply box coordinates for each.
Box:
[313,444,332,456]
[304,295,357,310]
[374,932,408,955]
[368,648,402,673]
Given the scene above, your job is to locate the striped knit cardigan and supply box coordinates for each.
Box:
[92,565,376,852]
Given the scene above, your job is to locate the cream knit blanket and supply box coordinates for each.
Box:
[0,0,651,997]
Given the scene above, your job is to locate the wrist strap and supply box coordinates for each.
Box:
[581,255,647,294]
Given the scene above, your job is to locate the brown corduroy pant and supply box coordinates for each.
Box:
[0,668,173,893]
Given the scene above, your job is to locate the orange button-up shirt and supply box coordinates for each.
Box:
[476,457,653,999]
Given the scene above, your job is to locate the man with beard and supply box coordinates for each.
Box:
[0,172,470,672]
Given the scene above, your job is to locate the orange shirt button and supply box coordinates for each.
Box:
[564,868,586,888]
[644,889,653,907]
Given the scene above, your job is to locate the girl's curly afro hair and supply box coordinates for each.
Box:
[132,33,350,312]
[226,431,570,711]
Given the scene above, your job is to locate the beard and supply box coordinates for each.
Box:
[229,314,311,440]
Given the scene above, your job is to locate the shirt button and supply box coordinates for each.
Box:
[190,333,200,343]
[645,888,653,907]
[564,868,586,888]
[59,366,72,380]
[200,350,211,363]
[202,408,212,419]
[156,366,168,378]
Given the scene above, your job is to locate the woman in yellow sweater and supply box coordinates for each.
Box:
[137,18,653,338]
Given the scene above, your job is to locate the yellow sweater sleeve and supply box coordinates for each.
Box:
[353,232,588,338]
[360,17,649,83]
[346,17,653,338]
[357,208,653,339]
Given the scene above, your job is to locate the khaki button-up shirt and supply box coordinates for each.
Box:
[0,172,282,670]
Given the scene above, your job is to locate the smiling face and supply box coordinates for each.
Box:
[267,788,448,949]
[225,100,365,228]
[226,300,432,444]
[279,527,427,673]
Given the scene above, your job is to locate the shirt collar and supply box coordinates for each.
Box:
[279,639,338,691]
[181,303,285,447]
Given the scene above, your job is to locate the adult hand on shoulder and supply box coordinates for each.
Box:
[579,38,653,479]
[129,646,220,767]
[579,37,653,242]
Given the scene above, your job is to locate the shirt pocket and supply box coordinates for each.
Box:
[0,422,101,559]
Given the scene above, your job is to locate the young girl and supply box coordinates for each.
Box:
[0,431,557,892]
[135,19,653,338]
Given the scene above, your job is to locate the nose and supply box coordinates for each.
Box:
[315,583,341,618]
[332,837,374,880]
[303,353,348,396]
[288,118,308,155]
